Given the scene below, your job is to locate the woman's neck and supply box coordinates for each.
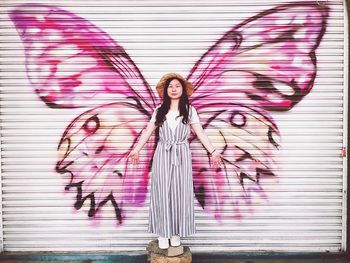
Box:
[169,99,179,111]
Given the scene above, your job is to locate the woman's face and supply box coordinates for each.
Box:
[167,78,183,99]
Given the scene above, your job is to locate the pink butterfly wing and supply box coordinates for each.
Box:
[56,102,155,224]
[188,2,329,111]
[189,102,280,221]
[8,3,157,109]
[187,2,329,221]
[8,3,158,224]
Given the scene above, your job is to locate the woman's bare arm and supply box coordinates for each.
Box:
[133,121,158,152]
[190,123,216,153]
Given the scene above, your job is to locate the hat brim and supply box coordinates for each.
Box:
[156,73,194,98]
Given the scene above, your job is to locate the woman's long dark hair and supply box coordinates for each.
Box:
[154,77,191,127]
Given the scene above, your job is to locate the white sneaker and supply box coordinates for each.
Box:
[157,236,169,249]
[170,235,181,246]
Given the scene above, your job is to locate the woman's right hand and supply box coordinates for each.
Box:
[127,149,140,164]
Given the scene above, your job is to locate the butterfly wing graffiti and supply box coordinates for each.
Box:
[8,3,157,109]
[8,3,158,224]
[54,102,156,224]
[186,2,329,221]
[8,2,329,224]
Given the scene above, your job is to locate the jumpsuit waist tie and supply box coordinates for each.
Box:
[159,138,189,166]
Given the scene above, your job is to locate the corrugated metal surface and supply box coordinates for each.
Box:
[0,0,347,253]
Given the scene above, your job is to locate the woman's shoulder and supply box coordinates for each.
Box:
[189,104,197,112]
[153,104,161,111]
[189,104,200,124]
[189,105,198,118]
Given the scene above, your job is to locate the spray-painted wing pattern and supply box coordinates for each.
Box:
[8,3,158,224]
[55,102,155,224]
[187,2,329,221]
[189,102,280,221]
[8,3,156,110]
[188,2,329,111]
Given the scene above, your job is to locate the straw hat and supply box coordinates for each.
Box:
[155,72,194,98]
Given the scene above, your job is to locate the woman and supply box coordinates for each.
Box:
[127,72,223,249]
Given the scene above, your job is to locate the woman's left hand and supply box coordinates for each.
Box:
[211,150,223,168]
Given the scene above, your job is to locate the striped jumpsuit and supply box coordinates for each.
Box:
[147,106,197,238]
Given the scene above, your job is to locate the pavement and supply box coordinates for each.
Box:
[0,251,349,263]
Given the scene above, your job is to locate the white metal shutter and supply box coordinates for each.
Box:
[0,0,347,253]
